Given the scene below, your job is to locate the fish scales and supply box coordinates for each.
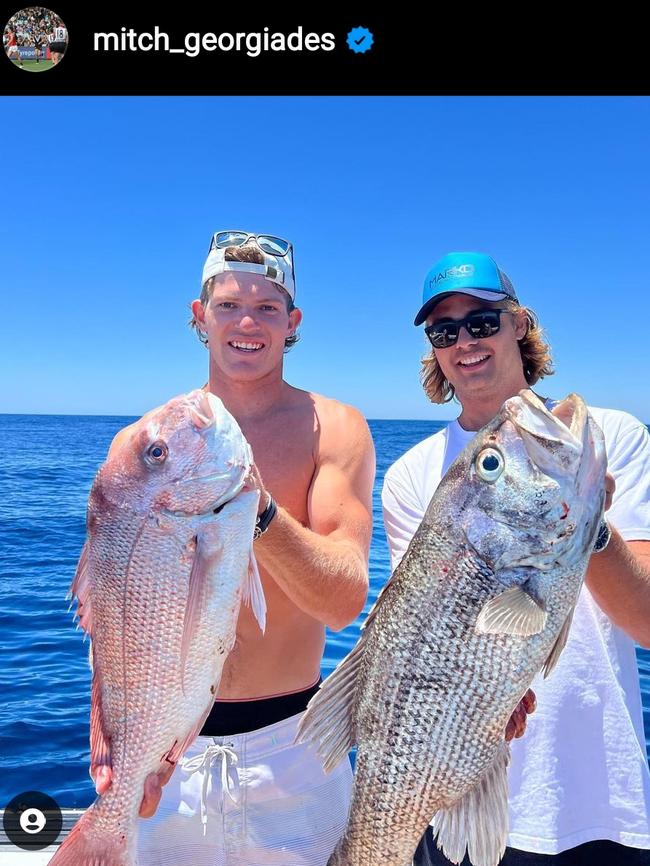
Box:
[298,391,606,866]
[49,390,266,866]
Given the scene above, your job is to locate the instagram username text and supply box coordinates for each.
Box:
[93,27,336,58]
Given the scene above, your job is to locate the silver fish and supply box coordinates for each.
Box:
[298,391,606,866]
[49,389,265,866]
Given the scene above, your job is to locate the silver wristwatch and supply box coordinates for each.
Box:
[593,519,612,553]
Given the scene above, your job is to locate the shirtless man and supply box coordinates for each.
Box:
[133,231,375,865]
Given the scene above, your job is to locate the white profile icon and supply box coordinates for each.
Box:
[19,808,46,834]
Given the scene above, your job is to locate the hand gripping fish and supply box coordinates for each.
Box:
[49,389,265,866]
[298,391,607,866]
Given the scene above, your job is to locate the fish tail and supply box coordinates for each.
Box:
[48,806,133,866]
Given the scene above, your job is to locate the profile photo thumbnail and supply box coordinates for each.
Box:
[3,7,68,72]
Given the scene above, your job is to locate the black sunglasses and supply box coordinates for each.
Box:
[424,309,509,349]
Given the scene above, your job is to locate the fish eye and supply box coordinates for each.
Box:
[475,447,504,483]
[145,441,168,465]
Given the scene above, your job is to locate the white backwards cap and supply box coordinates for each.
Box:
[201,231,296,301]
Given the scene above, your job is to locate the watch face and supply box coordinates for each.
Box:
[593,520,611,552]
[255,496,277,535]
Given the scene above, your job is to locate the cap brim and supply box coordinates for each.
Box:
[414,289,509,326]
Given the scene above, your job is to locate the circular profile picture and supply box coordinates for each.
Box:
[3,7,68,72]
[2,790,62,851]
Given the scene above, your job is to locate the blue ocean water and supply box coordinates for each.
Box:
[0,414,648,809]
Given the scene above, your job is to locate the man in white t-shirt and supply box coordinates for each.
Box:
[382,251,650,865]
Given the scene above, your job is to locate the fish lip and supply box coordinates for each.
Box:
[161,472,249,519]
[160,489,239,520]
[178,470,241,486]
[510,390,586,446]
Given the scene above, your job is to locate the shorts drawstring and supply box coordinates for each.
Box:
[183,743,239,835]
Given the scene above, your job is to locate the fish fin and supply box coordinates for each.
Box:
[243,549,267,634]
[69,542,94,634]
[46,805,131,866]
[89,648,113,795]
[165,697,215,765]
[295,640,364,772]
[180,534,207,695]
[432,740,510,866]
[475,586,547,637]
[542,605,575,678]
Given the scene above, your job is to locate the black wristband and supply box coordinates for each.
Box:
[254,495,277,539]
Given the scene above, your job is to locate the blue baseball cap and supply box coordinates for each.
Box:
[414,252,518,326]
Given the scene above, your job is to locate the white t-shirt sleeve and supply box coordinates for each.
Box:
[597,410,650,541]
[382,461,427,573]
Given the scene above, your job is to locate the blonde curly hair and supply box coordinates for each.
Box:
[421,300,554,404]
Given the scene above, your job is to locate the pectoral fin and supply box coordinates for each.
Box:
[180,534,208,695]
[475,585,547,636]
[243,551,266,634]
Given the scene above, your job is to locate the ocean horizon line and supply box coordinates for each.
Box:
[0,412,455,423]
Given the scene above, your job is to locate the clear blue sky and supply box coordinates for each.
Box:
[1,96,648,421]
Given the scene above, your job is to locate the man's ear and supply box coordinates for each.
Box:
[191,298,206,326]
[288,306,303,335]
[514,310,530,341]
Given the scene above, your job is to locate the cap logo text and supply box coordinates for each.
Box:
[430,264,475,287]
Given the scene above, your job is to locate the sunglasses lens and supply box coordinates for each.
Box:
[427,323,459,348]
[257,236,291,256]
[214,231,249,249]
[467,312,500,338]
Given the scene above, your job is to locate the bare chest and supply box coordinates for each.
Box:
[239,412,317,524]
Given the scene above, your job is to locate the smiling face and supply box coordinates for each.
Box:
[191,273,302,383]
[426,294,529,409]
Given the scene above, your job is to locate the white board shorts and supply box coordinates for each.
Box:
[136,711,353,865]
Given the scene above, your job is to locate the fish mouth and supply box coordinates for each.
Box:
[162,472,249,519]
[508,391,586,446]
[161,487,242,519]
[179,470,244,486]
[502,391,587,483]
[209,472,248,512]
[503,390,606,557]
[184,389,217,430]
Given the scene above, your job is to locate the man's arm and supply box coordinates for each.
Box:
[254,403,375,632]
[585,536,650,648]
[584,414,650,647]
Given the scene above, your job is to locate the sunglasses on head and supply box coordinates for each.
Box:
[424,309,509,349]
[209,231,292,258]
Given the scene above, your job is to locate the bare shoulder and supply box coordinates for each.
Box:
[308,391,374,465]
[310,390,371,436]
